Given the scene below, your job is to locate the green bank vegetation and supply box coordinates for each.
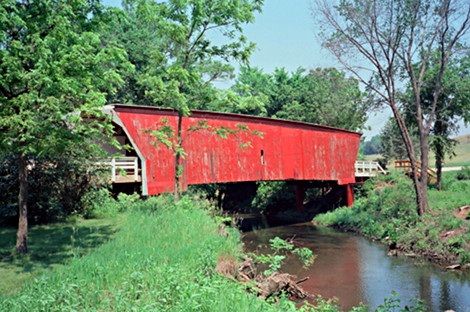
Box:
[314,170,470,266]
[0,196,263,311]
[1,195,427,312]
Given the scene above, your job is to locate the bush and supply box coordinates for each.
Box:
[252,181,296,210]
[315,172,470,265]
[0,153,109,225]
[456,166,470,180]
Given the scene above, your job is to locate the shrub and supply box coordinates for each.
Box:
[314,172,470,265]
[0,153,109,225]
[456,166,470,180]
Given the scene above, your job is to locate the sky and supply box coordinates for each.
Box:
[101,0,469,139]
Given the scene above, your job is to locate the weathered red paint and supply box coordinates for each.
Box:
[345,184,355,207]
[108,104,362,196]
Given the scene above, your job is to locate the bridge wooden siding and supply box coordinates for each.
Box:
[106,104,362,203]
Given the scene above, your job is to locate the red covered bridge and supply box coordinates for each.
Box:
[102,104,363,208]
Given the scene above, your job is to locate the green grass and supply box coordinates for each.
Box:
[314,171,470,265]
[0,196,283,312]
[427,134,470,167]
[1,195,427,312]
[0,216,122,297]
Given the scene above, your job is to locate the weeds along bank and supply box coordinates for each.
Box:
[2,196,246,311]
[0,196,317,312]
[314,171,470,266]
[1,195,427,312]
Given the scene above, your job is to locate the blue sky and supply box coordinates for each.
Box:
[101,0,469,139]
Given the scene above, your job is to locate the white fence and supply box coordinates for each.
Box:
[101,157,139,182]
[355,161,387,177]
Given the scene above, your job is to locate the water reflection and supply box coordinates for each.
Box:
[240,215,470,312]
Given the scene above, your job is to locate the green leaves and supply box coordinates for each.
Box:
[248,237,316,277]
[103,0,263,113]
[228,66,369,131]
[0,0,130,156]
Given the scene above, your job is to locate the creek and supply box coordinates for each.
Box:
[239,214,470,312]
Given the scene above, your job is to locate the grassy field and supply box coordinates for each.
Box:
[437,134,470,167]
[0,196,297,312]
[364,134,470,167]
[0,216,122,297]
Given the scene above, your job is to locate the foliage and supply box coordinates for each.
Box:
[103,0,263,111]
[0,0,130,252]
[248,237,316,276]
[362,135,382,155]
[227,66,370,131]
[315,0,470,216]
[456,166,470,181]
[380,118,421,164]
[0,0,128,155]
[0,153,110,225]
[402,54,470,189]
[314,173,470,265]
[83,191,142,219]
[375,293,426,312]
[251,181,296,211]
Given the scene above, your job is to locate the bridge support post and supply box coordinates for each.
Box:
[295,185,305,212]
[345,184,354,207]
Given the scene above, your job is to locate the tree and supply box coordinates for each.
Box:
[315,0,470,215]
[418,54,470,190]
[362,135,382,155]
[105,0,264,200]
[229,66,370,131]
[380,118,420,164]
[0,0,129,253]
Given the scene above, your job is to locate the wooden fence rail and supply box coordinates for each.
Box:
[394,160,437,184]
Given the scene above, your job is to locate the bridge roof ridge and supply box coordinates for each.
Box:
[106,104,362,136]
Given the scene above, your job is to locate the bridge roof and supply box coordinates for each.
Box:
[106,104,362,137]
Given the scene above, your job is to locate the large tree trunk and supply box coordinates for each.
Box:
[174,112,183,202]
[417,130,430,215]
[434,119,444,191]
[391,107,428,216]
[16,153,28,254]
[435,141,444,191]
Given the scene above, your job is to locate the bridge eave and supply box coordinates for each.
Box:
[105,104,363,137]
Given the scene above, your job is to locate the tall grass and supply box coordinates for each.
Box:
[0,196,291,311]
[1,194,429,312]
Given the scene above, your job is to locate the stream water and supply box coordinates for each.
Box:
[239,214,470,312]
